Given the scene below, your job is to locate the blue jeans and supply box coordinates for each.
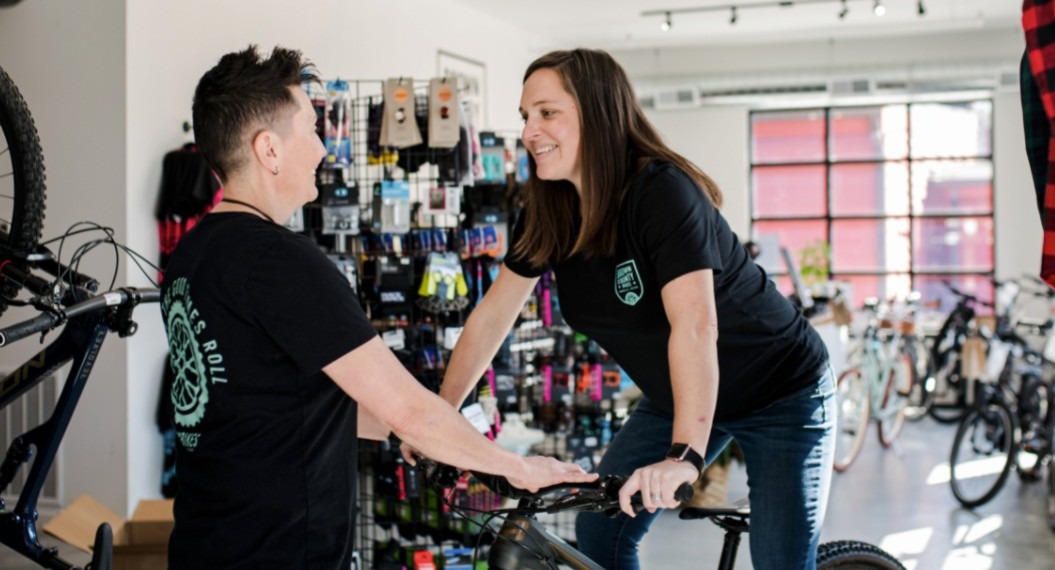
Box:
[575,368,836,570]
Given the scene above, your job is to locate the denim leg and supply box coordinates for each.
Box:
[575,398,675,570]
[575,398,735,569]
[719,369,836,570]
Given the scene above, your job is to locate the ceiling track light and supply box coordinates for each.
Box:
[643,0,926,29]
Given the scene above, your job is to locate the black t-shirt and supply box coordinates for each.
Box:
[505,161,828,420]
[160,213,377,569]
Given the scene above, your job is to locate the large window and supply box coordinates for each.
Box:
[750,101,994,311]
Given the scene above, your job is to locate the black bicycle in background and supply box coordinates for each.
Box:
[418,458,906,569]
[926,281,995,424]
[0,65,160,569]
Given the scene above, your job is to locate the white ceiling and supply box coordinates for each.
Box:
[449,0,1019,50]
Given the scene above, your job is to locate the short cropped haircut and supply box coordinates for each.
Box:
[192,45,318,183]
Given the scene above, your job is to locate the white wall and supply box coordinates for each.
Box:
[0,0,130,512]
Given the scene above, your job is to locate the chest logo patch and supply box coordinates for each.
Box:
[615,259,644,306]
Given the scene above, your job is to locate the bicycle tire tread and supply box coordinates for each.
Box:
[817,539,907,569]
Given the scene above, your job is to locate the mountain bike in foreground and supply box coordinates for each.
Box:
[0,64,160,569]
[419,458,906,569]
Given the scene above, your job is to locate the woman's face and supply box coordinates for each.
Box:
[520,68,582,191]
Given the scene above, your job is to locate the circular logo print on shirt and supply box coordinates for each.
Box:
[166,296,209,428]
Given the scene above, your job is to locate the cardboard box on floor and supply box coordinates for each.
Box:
[42,494,173,570]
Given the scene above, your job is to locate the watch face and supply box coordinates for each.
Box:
[667,443,690,460]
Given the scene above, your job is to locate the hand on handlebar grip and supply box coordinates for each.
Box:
[618,459,699,517]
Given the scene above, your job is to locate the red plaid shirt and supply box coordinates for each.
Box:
[1023,0,1055,288]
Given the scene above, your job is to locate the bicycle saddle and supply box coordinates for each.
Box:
[678,496,751,520]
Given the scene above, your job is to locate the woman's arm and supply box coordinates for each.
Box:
[617,268,720,515]
[324,335,594,491]
[439,265,540,409]
[663,268,720,457]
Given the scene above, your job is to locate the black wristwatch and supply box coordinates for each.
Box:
[666,443,706,475]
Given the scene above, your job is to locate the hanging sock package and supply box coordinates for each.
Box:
[324,79,352,168]
[381,77,423,149]
[428,78,460,148]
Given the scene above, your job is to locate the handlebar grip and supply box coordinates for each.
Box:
[0,312,58,346]
[674,482,695,503]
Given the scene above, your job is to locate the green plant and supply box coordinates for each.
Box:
[798,240,830,287]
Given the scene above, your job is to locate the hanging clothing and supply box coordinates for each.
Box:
[155,143,223,281]
[1022,0,1055,287]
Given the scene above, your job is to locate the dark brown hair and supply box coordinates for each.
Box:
[192,45,318,183]
[513,48,722,267]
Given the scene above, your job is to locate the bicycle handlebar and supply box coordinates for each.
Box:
[419,458,694,515]
[0,287,159,346]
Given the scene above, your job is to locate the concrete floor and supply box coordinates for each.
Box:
[640,416,1055,569]
[1,416,1053,569]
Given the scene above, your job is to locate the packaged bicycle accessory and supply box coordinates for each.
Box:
[319,169,360,235]
[416,252,469,312]
[381,77,422,149]
[425,184,461,216]
[323,79,352,168]
[371,180,411,234]
[479,132,506,182]
[428,77,460,148]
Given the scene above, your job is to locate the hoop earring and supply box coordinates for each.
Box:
[272,166,280,176]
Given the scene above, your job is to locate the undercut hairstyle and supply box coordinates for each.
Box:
[513,48,723,267]
[192,45,319,183]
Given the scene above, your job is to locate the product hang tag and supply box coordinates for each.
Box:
[428,77,461,148]
[461,403,492,434]
[381,328,406,350]
[382,77,423,149]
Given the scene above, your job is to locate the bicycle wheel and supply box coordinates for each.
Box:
[877,354,912,448]
[1016,374,1049,482]
[816,540,906,569]
[949,401,1016,508]
[902,338,936,421]
[833,367,870,473]
[928,348,969,424]
[0,65,46,314]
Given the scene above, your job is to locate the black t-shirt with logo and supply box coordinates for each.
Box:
[505,161,828,420]
[160,213,377,569]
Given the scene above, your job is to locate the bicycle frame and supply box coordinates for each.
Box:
[0,307,119,569]
[489,510,603,570]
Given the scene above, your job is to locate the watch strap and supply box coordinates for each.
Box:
[666,443,705,474]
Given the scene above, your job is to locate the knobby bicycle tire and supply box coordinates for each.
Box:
[949,401,1016,509]
[0,65,46,315]
[816,540,907,569]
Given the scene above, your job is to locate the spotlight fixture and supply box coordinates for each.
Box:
[917,0,925,16]
[730,6,738,24]
[873,0,885,16]
[660,11,672,31]
[838,0,848,19]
